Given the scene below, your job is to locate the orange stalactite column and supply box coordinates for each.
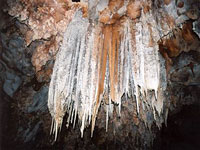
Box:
[109,24,121,102]
[91,25,110,136]
[91,22,122,134]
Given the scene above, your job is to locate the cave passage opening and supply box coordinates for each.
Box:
[153,103,200,150]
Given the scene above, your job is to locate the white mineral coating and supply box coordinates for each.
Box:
[88,0,101,20]
[176,0,190,15]
[117,0,128,16]
[48,10,91,139]
[96,0,109,12]
[193,20,200,38]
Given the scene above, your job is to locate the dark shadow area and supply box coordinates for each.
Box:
[153,103,200,150]
[72,0,80,2]
[0,90,11,150]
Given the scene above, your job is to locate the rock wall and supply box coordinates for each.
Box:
[0,0,200,149]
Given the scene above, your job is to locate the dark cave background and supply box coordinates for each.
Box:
[154,102,200,150]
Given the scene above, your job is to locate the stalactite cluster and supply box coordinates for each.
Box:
[48,0,167,139]
[46,0,200,141]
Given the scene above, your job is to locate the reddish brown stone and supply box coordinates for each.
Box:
[177,1,184,8]
[182,22,196,43]
[186,9,199,20]
[164,0,171,5]
[31,36,58,73]
[143,3,151,14]
[127,1,142,20]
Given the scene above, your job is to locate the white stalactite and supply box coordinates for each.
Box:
[48,0,168,140]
